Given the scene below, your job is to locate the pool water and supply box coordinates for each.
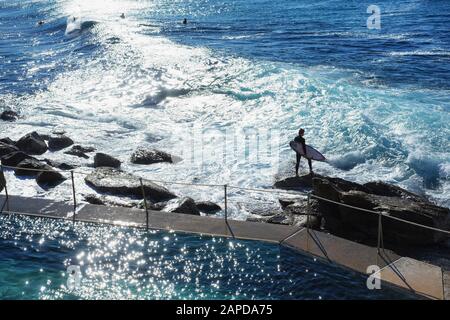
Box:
[0,215,417,300]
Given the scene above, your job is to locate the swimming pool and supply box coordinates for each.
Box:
[0,214,417,300]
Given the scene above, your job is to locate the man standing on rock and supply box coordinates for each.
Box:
[294,128,313,176]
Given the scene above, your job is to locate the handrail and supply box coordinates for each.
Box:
[0,163,449,235]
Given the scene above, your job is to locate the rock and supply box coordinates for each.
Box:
[278,198,300,209]
[48,134,74,151]
[274,174,325,191]
[196,201,222,214]
[43,159,77,171]
[36,170,66,187]
[0,169,5,193]
[165,197,200,215]
[94,153,121,168]
[64,147,89,159]
[15,132,48,155]
[1,151,35,167]
[83,194,137,208]
[267,214,293,225]
[0,110,19,122]
[84,167,176,201]
[14,159,53,176]
[363,181,426,202]
[297,215,322,229]
[137,200,167,211]
[312,177,450,245]
[130,148,174,165]
[0,138,16,145]
[0,142,19,157]
[84,194,106,205]
[72,145,96,153]
[238,202,282,217]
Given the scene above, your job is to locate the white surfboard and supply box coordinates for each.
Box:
[290,140,326,162]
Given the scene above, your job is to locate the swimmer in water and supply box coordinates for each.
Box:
[182,18,187,25]
[37,20,45,26]
[120,13,125,19]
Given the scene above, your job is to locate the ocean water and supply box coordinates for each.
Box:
[0,214,418,299]
[0,0,449,213]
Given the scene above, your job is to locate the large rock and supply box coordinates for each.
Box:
[130,148,173,165]
[312,177,450,245]
[84,167,176,201]
[94,153,121,168]
[196,201,222,214]
[273,174,326,191]
[48,134,74,151]
[1,151,35,167]
[14,159,53,176]
[165,197,200,215]
[15,132,48,155]
[0,142,19,157]
[36,170,66,187]
[0,110,19,122]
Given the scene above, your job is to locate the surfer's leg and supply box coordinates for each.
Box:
[308,158,313,175]
[295,153,301,176]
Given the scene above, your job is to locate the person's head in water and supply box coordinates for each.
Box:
[299,128,305,136]
[120,13,125,19]
[37,20,45,26]
[183,18,187,24]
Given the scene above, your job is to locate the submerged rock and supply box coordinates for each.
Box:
[48,134,74,151]
[94,153,121,168]
[196,201,222,214]
[312,177,450,245]
[0,110,19,122]
[165,197,200,215]
[15,132,48,155]
[84,167,176,201]
[130,148,174,165]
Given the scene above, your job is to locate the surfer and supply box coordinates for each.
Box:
[183,18,187,25]
[294,128,313,176]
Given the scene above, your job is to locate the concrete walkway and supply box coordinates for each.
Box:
[0,194,447,300]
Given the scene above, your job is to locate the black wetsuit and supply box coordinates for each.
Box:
[294,135,312,175]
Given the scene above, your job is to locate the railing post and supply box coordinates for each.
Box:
[139,178,149,230]
[306,193,311,252]
[0,165,9,213]
[224,184,228,222]
[71,171,76,223]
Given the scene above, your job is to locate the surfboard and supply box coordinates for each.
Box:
[290,140,326,162]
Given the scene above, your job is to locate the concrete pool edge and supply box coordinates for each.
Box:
[0,194,447,300]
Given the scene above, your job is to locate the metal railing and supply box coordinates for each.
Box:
[0,163,449,258]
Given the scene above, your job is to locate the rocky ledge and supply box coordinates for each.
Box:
[84,167,177,202]
[270,175,450,247]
